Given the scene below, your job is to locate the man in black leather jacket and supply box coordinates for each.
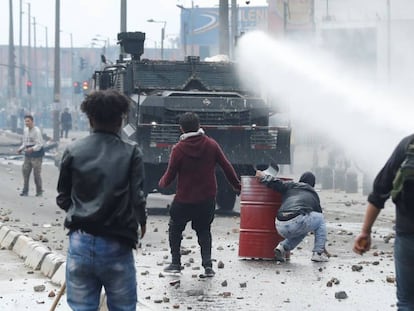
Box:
[57,90,147,311]
[256,171,328,263]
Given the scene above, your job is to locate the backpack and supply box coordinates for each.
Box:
[391,142,414,205]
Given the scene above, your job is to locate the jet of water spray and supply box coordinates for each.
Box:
[236,31,414,176]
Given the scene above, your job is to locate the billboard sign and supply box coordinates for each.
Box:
[179,6,268,47]
[268,0,314,36]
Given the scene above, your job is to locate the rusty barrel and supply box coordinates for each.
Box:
[238,176,286,259]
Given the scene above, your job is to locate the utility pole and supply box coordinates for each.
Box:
[8,0,17,132]
[161,23,165,60]
[8,0,16,101]
[39,24,49,91]
[70,33,74,109]
[147,19,167,60]
[53,0,61,142]
[230,0,237,59]
[33,16,38,105]
[176,4,189,57]
[38,24,49,105]
[311,0,316,32]
[19,0,23,99]
[120,0,127,60]
[386,0,391,83]
[283,0,289,34]
[190,0,194,56]
[219,0,229,55]
[120,0,127,32]
[27,3,31,87]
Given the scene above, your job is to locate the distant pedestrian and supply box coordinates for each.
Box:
[353,134,414,310]
[60,108,72,138]
[159,112,241,277]
[56,90,147,310]
[255,170,329,262]
[17,114,44,197]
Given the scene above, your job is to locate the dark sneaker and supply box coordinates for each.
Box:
[19,192,28,196]
[204,267,215,277]
[36,192,43,197]
[199,266,216,278]
[163,263,183,273]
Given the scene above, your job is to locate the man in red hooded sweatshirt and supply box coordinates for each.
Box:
[159,112,241,277]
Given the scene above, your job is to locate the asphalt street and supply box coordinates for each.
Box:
[0,128,399,310]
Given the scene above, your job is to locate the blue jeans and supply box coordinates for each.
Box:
[66,230,137,311]
[275,212,327,253]
[394,234,414,311]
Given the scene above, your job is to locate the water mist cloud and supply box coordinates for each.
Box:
[235,31,414,176]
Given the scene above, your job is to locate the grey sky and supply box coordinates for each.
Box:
[1,0,265,48]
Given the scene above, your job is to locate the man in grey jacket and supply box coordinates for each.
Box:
[17,114,44,196]
[256,171,328,262]
[57,90,147,310]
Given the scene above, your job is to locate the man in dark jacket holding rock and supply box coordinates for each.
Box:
[256,171,329,262]
[159,112,241,277]
[353,134,414,310]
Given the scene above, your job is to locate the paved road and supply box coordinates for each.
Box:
[0,128,399,310]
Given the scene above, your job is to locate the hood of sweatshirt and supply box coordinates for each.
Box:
[175,130,208,159]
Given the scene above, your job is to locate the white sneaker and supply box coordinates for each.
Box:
[311,252,329,262]
[274,244,286,262]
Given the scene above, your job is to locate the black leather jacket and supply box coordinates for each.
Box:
[260,175,322,220]
[56,130,147,248]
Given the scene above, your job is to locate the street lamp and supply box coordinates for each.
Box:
[91,37,107,56]
[60,30,74,108]
[37,23,49,90]
[32,16,38,101]
[176,1,194,56]
[147,19,167,60]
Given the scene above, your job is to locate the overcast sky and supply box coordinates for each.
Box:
[1,0,266,48]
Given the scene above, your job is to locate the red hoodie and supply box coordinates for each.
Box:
[159,133,241,203]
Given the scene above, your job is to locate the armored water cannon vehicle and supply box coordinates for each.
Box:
[91,31,291,212]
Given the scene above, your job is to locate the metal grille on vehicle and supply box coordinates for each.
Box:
[149,126,180,145]
[163,109,251,126]
[250,129,278,149]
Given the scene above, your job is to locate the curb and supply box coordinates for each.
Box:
[0,223,153,310]
[0,222,66,286]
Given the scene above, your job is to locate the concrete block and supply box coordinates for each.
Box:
[41,252,66,278]
[0,230,21,250]
[12,235,33,258]
[0,225,10,244]
[17,240,42,260]
[51,262,66,286]
[24,244,51,270]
